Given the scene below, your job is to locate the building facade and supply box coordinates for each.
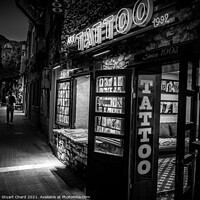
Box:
[50,0,200,200]
[17,0,200,200]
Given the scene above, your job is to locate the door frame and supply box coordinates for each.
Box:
[175,52,199,200]
[130,46,199,200]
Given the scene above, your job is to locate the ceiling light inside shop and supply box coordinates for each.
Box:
[53,65,61,70]
[93,50,110,57]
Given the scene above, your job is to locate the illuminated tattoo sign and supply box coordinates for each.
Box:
[136,76,154,181]
[66,0,153,51]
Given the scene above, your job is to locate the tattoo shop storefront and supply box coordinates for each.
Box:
[50,0,200,200]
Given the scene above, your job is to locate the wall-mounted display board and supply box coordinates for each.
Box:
[94,75,127,154]
[55,79,71,126]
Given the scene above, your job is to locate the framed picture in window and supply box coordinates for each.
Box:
[55,79,71,126]
[160,101,178,114]
[161,79,179,93]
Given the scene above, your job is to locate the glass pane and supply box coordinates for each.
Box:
[95,116,124,135]
[94,136,123,156]
[157,63,179,198]
[96,76,125,93]
[75,75,90,128]
[185,96,193,123]
[187,62,193,90]
[56,81,70,125]
[196,65,200,86]
[96,96,125,114]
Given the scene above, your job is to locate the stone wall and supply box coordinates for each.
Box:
[53,130,87,178]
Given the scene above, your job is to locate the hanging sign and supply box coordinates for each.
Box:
[66,0,154,51]
[135,76,154,182]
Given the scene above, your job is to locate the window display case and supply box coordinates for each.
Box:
[55,79,71,126]
[94,75,127,156]
[53,75,90,175]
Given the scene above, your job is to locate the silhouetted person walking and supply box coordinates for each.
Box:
[6,91,16,124]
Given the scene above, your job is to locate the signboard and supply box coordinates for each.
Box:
[135,76,155,182]
[66,0,154,51]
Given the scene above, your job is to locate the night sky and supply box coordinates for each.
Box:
[0,0,28,41]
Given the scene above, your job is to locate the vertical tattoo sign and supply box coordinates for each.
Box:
[135,76,154,182]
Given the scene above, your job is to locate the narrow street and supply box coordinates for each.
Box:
[0,0,200,199]
[0,106,86,199]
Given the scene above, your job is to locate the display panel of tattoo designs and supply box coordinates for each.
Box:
[56,81,70,125]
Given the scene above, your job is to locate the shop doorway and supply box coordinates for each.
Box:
[87,54,199,200]
[131,56,199,200]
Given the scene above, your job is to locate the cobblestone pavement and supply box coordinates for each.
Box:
[0,106,87,200]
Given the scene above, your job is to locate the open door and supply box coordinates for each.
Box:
[87,69,133,200]
[175,54,199,200]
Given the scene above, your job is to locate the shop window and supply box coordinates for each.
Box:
[74,75,90,129]
[186,96,193,123]
[160,63,179,123]
[159,64,179,154]
[55,79,70,127]
[157,63,180,196]
[187,62,193,90]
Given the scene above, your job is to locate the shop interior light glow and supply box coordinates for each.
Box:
[53,65,61,70]
[93,50,110,57]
